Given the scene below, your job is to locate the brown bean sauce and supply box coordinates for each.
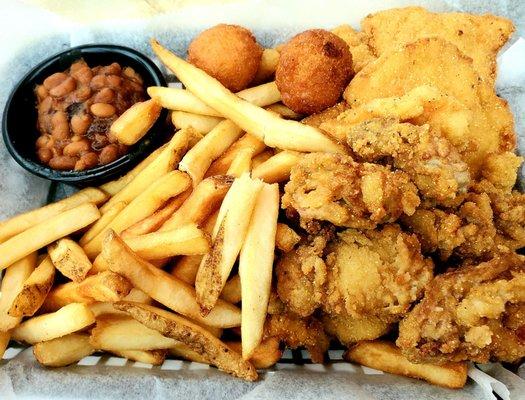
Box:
[35,60,145,171]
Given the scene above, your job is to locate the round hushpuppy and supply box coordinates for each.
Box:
[276,29,353,114]
[188,24,263,92]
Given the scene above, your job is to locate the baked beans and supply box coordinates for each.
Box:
[35,59,145,171]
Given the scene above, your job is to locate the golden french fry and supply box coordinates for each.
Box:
[251,150,274,169]
[89,288,152,317]
[206,134,266,177]
[227,148,253,177]
[220,275,241,304]
[170,255,201,285]
[42,271,132,312]
[84,171,191,259]
[121,193,189,238]
[148,86,222,117]
[344,341,468,389]
[90,314,177,351]
[0,331,10,358]
[0,253,37,331]
[265,103,302,120]
[111,349,167,365]
[160,176,233,232]
[226,338,282,369]
[252,48,280,85]
[122,224,210,260]
[171,111,223,134]
[111,99,162,145]
[102,231,241,328]
[115,301,257,381]
[100,144,166,197]
[239,183,279,358]
[0,203,99,271]
[275,223,301,252]
[179,120,244,184]
[252,150,301,183]
[100,128,190,214]
[236,81,281,107]
[33,333,95,367]
[151,39,344,154]
[0,188,106,243]
[169,342,210,364]
[196,174,263,313]
[11,303,95,344]
[48,238,92,282]
[8,256,55,318]
[80,201,127,246]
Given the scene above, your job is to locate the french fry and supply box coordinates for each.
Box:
[149,81,280,117]
[11,303,95,344]
[42,271,132,312]
[90,314,177,351]
[239,183,279,359]
[275,223,301,252]
[111,349,167,365]
[8,256,55,318]
[0,188,106,243]
[226,338,282,369]
[100,128,190,214]
[101,231,241,328]
[151,39,344,154]
[251,150,274,169]
[265,103,302,120]
[206,134,266,177]
[111,99,162,145]
[80,201,127,246]
[0,203,99,271]
[171,111,223,135]
[122,224,210,260]
[169,342,210,364]
[0,253,36,331]
[179,120,244,184]
[84,171,191,259]
[252,48,280,84]
[196,174,263,314]
[344,341,468,389]
[89,288,152,317]
[33,333,95,367]
[160,176,232,232]
[48,238,92,282]
[99,144,166,196]
[121,193,189,238]
[115,302,257,381]
[170,256,201,285]
[227,148,253,177]
[0,331,10,358]
[220,275,241,304]
[252,150,301,183]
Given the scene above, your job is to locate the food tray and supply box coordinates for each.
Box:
[1,0,525,399]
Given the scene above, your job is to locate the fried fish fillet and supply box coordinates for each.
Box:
[361,6,514,85]
[324,225,434,323]
[331,24,376,73]
[326,117,470,205]
[282,153,420,230]
[397,252,525,364]
[344,37,516,176]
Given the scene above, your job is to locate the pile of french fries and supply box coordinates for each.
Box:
[0,39,466,388]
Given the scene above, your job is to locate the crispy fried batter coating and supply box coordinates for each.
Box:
[188,24,263,91]
[322,312,391,346]
[276,29,353,114]
[336,118,470,205]
[331,24,376,73]
[324,225,433,323]
[344,38,516,177]
[264,313,329,363]
[276,229,333,317]
[361,7,514,85]
[282,153,420,230]
[480,152,523,192]
[397,252,525,364]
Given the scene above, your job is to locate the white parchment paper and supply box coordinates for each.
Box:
[0,0,524,399]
